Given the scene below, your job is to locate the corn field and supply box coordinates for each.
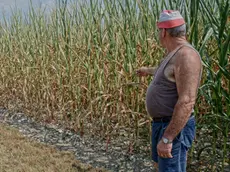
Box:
[0,0,229,171]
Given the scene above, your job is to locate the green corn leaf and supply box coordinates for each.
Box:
[220,30,230,66]
[219,0,229,40]
[202,59,216,76]
[222,89,230,103]
[200,0,220,42]
[212,124,223,132]
[200,0,219,26]
[215,61,230,80]
[199,28,213,53]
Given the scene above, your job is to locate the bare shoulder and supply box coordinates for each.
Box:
[174,46,202,70]
[176,46,201,64]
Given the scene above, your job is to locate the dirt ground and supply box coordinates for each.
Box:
[0,123,107,172]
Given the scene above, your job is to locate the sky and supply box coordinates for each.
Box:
[0,0,56,20]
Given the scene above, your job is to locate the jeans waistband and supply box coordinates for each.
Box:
[152,113,194,123]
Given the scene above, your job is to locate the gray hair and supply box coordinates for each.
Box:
[166,24,186,37]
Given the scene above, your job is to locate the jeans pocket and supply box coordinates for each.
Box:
[181,117,196,150]
[152,123,162,140]
[152,122,168,142]
[175,132,182,142]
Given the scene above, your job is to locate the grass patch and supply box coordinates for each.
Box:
[0,123,107,172]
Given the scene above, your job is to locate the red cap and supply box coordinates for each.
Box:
[157,10,185,28]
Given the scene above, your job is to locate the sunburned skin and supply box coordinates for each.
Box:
[162,46,202,141]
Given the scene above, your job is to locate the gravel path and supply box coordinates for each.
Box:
[0,108,155,172]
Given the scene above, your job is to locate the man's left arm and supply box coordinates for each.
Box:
[163,48,202,141]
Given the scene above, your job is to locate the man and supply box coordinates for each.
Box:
[137,10,202,171]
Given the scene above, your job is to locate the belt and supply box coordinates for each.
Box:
[152,113,194,123]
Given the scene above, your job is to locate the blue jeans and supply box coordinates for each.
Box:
[152,116,196,172]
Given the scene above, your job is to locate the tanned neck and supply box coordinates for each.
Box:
[165,36,187,53]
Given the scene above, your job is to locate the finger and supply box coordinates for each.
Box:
[161,154,171,158]
[158,151,173,158]
[159,154,166,158]
[157,151,164,158]
[168,153,173,158]
[160,154,165,158]
[163,153,173,158]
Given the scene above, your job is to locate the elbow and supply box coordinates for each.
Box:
[176,96,196,112]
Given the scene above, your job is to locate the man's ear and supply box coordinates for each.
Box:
[162,28,166,37]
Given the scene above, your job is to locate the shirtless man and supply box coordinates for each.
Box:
[137,10,202,172]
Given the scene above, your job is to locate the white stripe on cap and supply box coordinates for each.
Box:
[159,11,184,22]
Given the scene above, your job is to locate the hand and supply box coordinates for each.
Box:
[136,67,151,77]
[157,139,173,158]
